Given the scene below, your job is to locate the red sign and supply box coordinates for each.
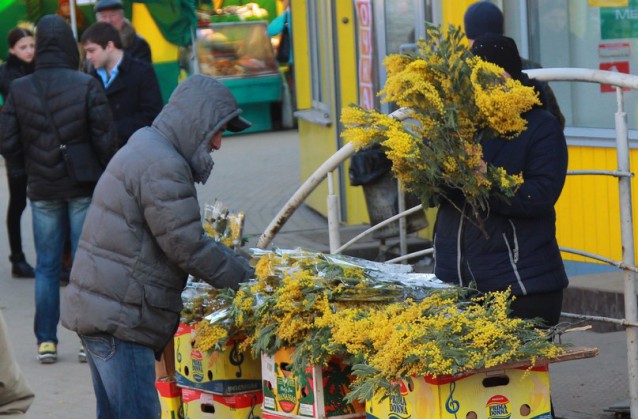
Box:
[359,56,372,83]
[360,84,374,110]
[359,28,372,56]
[355,0,374,109]
[599,61,630,93]
[598,42,630,58]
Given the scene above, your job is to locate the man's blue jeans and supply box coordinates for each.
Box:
[81,333,161,419]
[31,197,90,344]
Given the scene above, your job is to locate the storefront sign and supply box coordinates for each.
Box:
[599,61,630,92]
[355,0,374,109]
[599,42,631,57]
[600,0,638,39]
[590,0,629,6]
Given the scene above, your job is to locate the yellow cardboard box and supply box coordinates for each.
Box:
[261,348,365,418]
[181,388,262,419]
[155,378,183,419]
[174,323,262,394]
[366,365,552,419]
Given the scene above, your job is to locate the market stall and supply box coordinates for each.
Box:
[194,20,282,134]
[156,247,598,419]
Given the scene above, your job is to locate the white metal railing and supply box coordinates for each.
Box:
[256,68,638,417]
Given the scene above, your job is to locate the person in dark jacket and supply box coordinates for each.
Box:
[82,22,163,145]
[0,15,116,364]
[61,75,252,418]
[464,1,566,130]
[94,0,152,63]
[433,34,569,328]
[0,27,36,278]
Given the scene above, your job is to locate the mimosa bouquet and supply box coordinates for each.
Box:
[341,24,540,224]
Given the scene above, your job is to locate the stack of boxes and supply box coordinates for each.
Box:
[173,322,263,418]
[365,365,552,419]
[260,348,366,419]
[156,376,184,419]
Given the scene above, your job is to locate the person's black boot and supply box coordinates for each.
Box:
[9,254,35,278]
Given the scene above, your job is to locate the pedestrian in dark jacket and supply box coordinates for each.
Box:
[61,75,252,418]
[464,1,566,130]
[94,0,152,63]
[82,22,163,145]
[0,27,36,278]
[433,34,569,328]
[0,15,116,365]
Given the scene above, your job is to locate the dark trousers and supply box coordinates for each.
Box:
[6,174,28,258]
[510,289,564,328]
[511,290,563,419]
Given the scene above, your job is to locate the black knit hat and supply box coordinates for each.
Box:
[94,0,123,13]
[470,34,522,80]
[464,2,504,40]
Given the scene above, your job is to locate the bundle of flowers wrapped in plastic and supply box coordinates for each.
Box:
[320,289,563,402]
[193,248,448,355]
[191,248,563,401]
[203,200,245,250]
[341,24,540,223]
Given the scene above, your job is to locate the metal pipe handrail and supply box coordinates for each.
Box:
[333,204,424,254]
[560,247,638,273]
[568,170,633,177]
[386,247,434,264]
[257,68,638,417]
[561,312,638,328]
[256,107,414,249]
[256,142,355,249]
[526,67,638,89]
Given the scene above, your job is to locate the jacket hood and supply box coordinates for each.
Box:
[152,75,243,184]
[519,73,547,112]
[35,15,80,70]
[120,19,137,49]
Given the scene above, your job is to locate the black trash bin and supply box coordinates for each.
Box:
[361,170,428,240]
[350,144,428,240]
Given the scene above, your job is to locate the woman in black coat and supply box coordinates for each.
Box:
[0,27,36,278]
[433,34,569,328]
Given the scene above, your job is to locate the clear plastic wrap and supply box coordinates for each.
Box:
[203,200,245,250]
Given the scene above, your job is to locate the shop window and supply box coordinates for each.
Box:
[376,0,432,114]
[296,0,333,125]
[525,0,638,132]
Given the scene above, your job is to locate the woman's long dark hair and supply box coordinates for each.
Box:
[7,27,34,49]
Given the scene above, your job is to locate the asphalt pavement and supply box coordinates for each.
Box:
[0,129,632,418]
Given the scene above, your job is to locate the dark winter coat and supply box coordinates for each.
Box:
[433,81,569,296]
[61,75,253,353]
[0,15,116,201]
[0,54,34,100]
[90,53,163,145]
[0,54,34,177]
[522,58,565,130]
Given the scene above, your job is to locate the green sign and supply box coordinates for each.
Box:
[600,0,638,39]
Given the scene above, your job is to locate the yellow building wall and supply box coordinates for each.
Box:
[294,0,362,217]
[556,145,637,263]
[336,0,368,225]
[292,0,331,215]
[294,0,633,263]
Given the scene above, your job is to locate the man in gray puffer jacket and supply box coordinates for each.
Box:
[61,75,253,418]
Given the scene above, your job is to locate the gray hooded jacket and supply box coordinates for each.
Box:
[61,75,252,353]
